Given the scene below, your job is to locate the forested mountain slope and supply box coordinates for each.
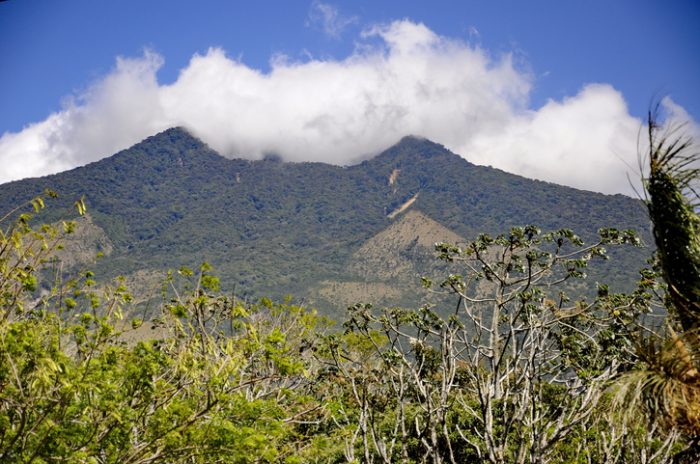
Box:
[0,128,651,315]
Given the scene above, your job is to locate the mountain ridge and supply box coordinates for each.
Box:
[0,127,652,315]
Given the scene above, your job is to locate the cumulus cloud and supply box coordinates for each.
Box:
[0,19,696,195]
[658,96,700,142]
[637,96,700,195]
[465,84,642,194]
[0,51,168,182]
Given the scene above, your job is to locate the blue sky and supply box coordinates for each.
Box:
[1,0,698,193]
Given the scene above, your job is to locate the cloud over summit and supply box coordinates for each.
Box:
[0,20,695,195]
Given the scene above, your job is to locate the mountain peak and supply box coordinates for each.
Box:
[370,135,464,167]
[395,135,448,153]
[105,126,224,170]
[134,126,209,152]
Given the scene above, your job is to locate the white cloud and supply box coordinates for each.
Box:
[658,96,700,142]
[0,51,168,182]
[464,84,642,194]
[306,1,358,39]
[639,97,700,196]
[0,19,696,195]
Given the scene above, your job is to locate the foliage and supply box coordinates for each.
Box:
[316,225,676,463]
[0,196,329,463]
[0,128,652,317]
[613,109,700,463]
[0,123,689,462]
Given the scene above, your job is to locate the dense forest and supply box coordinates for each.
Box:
[1,115,699,463]
[0,129,651,315]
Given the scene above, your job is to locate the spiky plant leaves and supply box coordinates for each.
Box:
[644,108,700,332]
[616,107,700,461]
[616,328,700,435]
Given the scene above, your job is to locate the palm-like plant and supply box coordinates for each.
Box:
[617,107,700,463]
[644,109,700,332]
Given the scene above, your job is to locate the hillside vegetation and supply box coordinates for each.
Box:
[1,114,698,462]
[0,128,652,317]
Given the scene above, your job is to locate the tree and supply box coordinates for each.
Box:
[4,108,698,463]
[0,195,328,462]
[319,224,673,463]
[615,108,700,463]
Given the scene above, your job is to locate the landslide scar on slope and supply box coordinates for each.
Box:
[388,168,400,186]
[387,192,419,219]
